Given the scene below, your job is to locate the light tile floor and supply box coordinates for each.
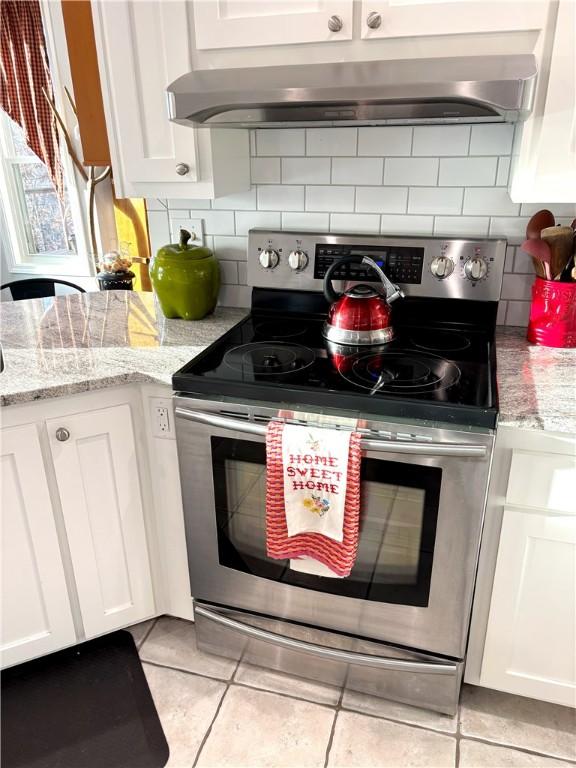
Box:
[129,617,576,768]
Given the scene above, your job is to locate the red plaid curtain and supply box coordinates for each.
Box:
[0,0,64,198]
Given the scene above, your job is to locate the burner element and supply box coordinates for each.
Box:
[340,351,461,395]
[411,330,471,353]
[224,342,315,376]
[255,321,308,339]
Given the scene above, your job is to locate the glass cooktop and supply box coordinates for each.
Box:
[173,312,498,428]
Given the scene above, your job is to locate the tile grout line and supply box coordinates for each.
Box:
[136,616,158,650]
[140,652,576,765]
[191,683,230,768]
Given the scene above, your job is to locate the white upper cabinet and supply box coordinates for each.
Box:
[193,1,353,49]
[91,0,249,199]
[46,404,155,638]
[510,0,576,203]
[360,0,548,39]
[1,425,76,668]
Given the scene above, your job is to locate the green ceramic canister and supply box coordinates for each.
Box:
[150,229,220,320]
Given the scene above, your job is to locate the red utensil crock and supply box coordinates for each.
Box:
[527,277,576,348]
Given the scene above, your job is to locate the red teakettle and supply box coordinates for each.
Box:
[322,256,404,346]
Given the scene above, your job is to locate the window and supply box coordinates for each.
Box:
[0,111,88,274]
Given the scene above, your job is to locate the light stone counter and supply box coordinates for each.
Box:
[1,292,574,434]
[0,291,246,406]
[495,327,576,435]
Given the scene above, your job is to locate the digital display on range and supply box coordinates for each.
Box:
[314,244,424,284]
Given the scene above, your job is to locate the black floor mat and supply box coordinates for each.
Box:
[1,630,169,768]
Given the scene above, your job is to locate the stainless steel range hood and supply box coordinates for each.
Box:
[167,55,536,128]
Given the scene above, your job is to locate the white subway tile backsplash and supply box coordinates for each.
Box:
[212,187,257,210]
[463,188,520,216]
[433,216,490,236]
[355,186,407,214]
[504,246,516,272]
[384,158,438,186]
[412,126,470,156]
[501,273,533,301]
[488,216,529,240]
[212,236,248,261]
[218,284,252,308]
[218,260,239,285]
[514,246,535,274]
[235,211,281,236]
[146,198,167,211]
[238,261,247,285]
[358,127,412,157]
[146,210,170,255]
[469,124,514,156]
[257,129,304,156]
[496,300,507,325]
[172,210,235,236]
[330,213,380,234]
[519,202,576,217]
[282,212,330,231]
[438,157,497,187]
[306,128,357,156]
[496,157,511,186]
[506,300,531,327]
[166,198,211,210]
[281,158,331,184]
[380,215,434,235]
[251,157,281,184]
[332,158,383,185]
[148,127,568,321]
[257,185,304,211]
[305,186,355,212]
[408,188,463,215]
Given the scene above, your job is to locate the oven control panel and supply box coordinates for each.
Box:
[247,230,506,302]
[314,244,424,284]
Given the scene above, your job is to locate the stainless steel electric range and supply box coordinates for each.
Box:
[173,229,506,715]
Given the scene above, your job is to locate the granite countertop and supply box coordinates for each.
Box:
[1,292,574,434]
[0,291,246,406]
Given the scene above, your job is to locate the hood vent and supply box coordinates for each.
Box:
[167,55,536,128]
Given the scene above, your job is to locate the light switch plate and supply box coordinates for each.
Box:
[169,218,204,247]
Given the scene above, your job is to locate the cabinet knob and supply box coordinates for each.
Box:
[55,427,70,442]
[327,14,343,32]
[175,163,190,176]
[366,11,382,29]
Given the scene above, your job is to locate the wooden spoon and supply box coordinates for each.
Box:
[526,209,555,240]
[520,239,553,280]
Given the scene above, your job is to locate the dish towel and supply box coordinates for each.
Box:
[266,418,362,578]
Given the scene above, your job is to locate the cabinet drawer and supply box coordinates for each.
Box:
[506,450,576,514]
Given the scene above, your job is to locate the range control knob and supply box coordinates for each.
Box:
[430,255,455,279]
[259,248,279,270]
[288,249,308,271]
[464,257,488,281]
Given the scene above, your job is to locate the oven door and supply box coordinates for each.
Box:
[174,396,493,659]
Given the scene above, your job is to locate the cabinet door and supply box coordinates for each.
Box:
[193,0,353,49]
[480,507,576,707]
[1,425,76,667]
[360,0,548,39]
[47,405,155,638]
[510,0,576,202]
[91,0,249,198]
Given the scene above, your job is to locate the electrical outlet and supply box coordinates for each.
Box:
[150,397,174,439]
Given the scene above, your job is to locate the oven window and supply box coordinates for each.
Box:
[211,437,441,607]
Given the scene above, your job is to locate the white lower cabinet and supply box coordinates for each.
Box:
[467,428,576,707]
[46,404,155,638]
[0,425,76,667]
[1,391,157,668]
[481,506,575,706]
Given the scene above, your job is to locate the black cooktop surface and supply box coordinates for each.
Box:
[173,311,498,428]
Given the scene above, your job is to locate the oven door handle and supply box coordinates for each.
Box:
[195,604,457,675]
[174,406,487,458]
